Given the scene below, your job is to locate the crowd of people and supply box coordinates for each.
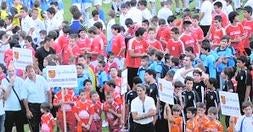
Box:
[0,0,253,132]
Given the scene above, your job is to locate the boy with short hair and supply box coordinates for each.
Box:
[191,15,204,45]
[201,39,216,78]
[186,107,197,132]
[166,27,184,57]
[40,103,56,132]
[75,63,89,96]
[205,78,220,112]
[182,76,200,113]
[203,107,223,131]
[147,27,163,52]
[137,55,149,83]
[192,69,206,103]
[164,104,183,132]
[148,51,166,78]
[212,1,229,27]
[96,60,108,102]
[235,101,253,132]
[77,27,91,55]
[193,102,209,132]
[241,6,253,51]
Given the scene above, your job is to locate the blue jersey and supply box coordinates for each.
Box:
[97,71,108,88]
[149,61,163,77]
[75,74,89,95]
[137,66,147,83]
[203,54,216,78]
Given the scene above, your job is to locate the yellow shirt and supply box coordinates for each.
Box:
[12,4,22,27]
[36,7,43,20]
[0,9,8,20]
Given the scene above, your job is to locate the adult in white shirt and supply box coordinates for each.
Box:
[30,8,46,42]
[20,7,33,35]
[0,77,5,132]
[21,65,52,132]
[173,55,194,84]
[0,31,10,66]
[50,1,64,27]
[138,0,152,20]
[88,10,106,30]
[2,65,24,132]
[119,3,129,29]
[235,101,253,132]
[125,0,143,25]
[199,0,213,36]
[131,84,156,132]
[157,1,173,21]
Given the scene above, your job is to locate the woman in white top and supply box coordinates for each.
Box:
[131,84,156,132]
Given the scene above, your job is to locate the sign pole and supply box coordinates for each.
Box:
[61,88,67,132]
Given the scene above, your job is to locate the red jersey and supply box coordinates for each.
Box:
[61,45,80,64]
[52,42,62,55]
[186,119,195,132]
[192,26,204,43]
[77,37,91,54]
[209,26,226,47]
[225,23,244,50]
[73,100,95,124]
[111,34,126,57]
[104,62,118,73]
[41,113,55,132]
[126,37,148,68]
[92,101,103,121]
[203,119,224,132]
[241,19,253,48]
[99,31,107,46]
[53,89,75,112]
[156,26,171,42]
[148,39,164,51]
[4,49,12,66]
[90,36,104,55]
[166,39,184,57]
[180,32,199,54]
[212,11,229,27]
[103,101,121,130]
[57,34,69,49]
[126,25,139,37]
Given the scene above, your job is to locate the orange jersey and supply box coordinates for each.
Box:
[203,119,224,132]
[186,119,195,132]
[41,113,55,132]
[193,115,209,132]
[170,116,183,132]
[227,117,238,132]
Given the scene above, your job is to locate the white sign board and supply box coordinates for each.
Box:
[46,65,77,88]
[219,91,241,117]
[158,78,174,105]
[13,48,33,70]
[121,69,128,95]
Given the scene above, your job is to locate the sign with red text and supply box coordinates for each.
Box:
[219,91,241,116]
[46,65,77,88]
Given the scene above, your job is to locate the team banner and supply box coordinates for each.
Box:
[121,69,128,95]
[219,91,241,117]
[158,78,174,105]
[13,47,33,70]
[46,65,77,88]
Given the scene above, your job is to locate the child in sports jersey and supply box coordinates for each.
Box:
[40,103,56,132]
[186,107,197,132]
[62,34,80,64]
[104,80,122,106]
[149,51,165,78]
[147,27,164,52]
[77,27,91,55]
[173,81,184,106]
[104,52,118,73]
[241,6,253,51]
[225,11,245,55]
[203,107,223,131]
[208,15,226,49]
[164,104,183,132]
[88,26,104,59]
[53,88,76,132]
[74,90,94,132]
[103,93,122,132]
[156,19,170,48]
[137,55,149,83]
[96,60,108,102]
[191,15,204,45]
[182,76,200,113]
[192,69,206,103]
[193,102,209,132]
[166,27,184,58]
[204,78,220,113]
[212,1,229,27]
[90,91,102,132]
[180,21,199,55]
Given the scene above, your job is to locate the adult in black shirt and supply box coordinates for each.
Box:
[236,56,252,113]
[35,36,55,71]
